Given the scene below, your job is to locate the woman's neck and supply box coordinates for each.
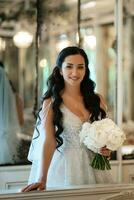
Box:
[62,85,82,99]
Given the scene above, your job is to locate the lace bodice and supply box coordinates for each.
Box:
[28,104,113,187]
[60,105,84,149]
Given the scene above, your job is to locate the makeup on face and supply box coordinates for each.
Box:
[62,62,85,69]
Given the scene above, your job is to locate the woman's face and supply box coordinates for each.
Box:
[60,54,86,87]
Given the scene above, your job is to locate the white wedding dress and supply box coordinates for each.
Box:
[0,67,20,164]
[28,104,113,189]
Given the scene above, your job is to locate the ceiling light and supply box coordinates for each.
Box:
[56,34,70,52]
[39,59,48,68]
[81,1,96,9]
[84,35,96,49]
[13,31,33,48]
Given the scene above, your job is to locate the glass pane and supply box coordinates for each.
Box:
[0,0,78,166]
[80,0,116,119]
[80,0,116,159]
[0,0,118,169]
[0,0,36,165]
[38,0,78,97]
[121,0,134,160]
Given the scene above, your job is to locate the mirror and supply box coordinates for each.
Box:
[121,0,134,160]
[80,0,116,119]
[1,0,129,193]
[0,0,116,165]
[0,0,36,166]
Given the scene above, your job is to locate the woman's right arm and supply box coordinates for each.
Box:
[21,99,56,192]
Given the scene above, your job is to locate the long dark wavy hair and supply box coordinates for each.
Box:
[35,46,106,149]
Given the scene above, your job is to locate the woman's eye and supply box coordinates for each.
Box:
[66,65,73,69]
[78,66,85,69]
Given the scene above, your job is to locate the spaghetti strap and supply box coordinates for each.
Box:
[42,99,52,121]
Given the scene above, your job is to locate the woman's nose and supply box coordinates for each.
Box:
[72,68,78,75]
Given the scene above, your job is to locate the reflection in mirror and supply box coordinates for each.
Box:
[0,0,36,165]
[0,63,20,165]
[121,0,134,161]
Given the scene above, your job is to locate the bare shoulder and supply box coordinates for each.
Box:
[96,93,107,112]
[42,98,52,109]
[42,98,54,118]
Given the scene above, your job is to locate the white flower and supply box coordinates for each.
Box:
[107,130,126,150]
[79,118,126,152]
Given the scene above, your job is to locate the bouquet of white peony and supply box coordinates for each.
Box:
[79,118,126,170]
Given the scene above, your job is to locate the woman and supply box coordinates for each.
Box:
[0,63,20,164]
[22,46,112,192]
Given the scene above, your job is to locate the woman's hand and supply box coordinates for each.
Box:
[21,182,45,192]
[100,146,111,158]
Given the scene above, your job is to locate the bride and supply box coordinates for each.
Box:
[0,63,20,165]
[22,46,112,192]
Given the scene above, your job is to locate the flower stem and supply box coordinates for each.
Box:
[91,153,111,170]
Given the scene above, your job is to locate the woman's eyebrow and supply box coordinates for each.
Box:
[66,63,73,65]
[77,64,85,66]
[66,63,84,66]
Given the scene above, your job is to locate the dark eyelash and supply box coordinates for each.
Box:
[66,65,72,68]
[78,66,85,69]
